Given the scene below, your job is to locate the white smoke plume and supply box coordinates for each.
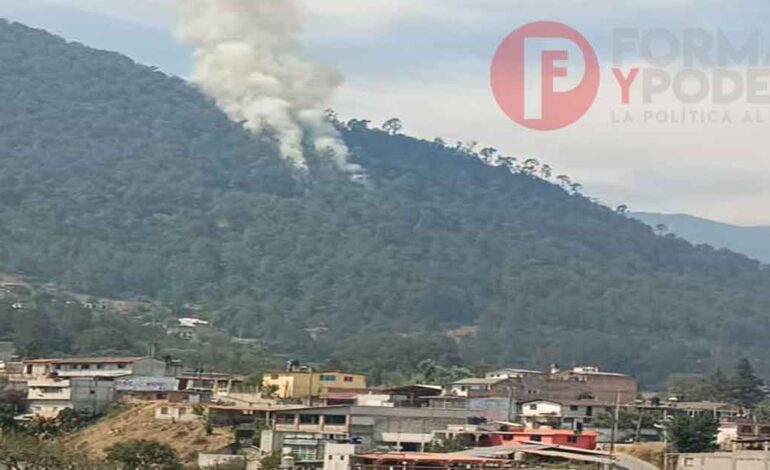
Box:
[175,0,357,172]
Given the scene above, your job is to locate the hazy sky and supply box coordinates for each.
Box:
[1,0,769,225]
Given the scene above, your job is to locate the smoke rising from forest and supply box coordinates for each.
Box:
[175,0,355,171]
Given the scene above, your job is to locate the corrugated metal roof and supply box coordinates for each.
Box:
[455,444,613,464]
[355,452,504,464]
[23,356,148,365]
[453,377,507,385]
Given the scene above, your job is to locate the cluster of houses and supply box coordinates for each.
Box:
[0,356,762,470]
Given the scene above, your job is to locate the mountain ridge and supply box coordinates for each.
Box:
[0,20,769,386]
[634,212,770,263]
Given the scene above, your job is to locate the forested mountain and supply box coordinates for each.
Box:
[634,212,770,264]
[0,20,769,386]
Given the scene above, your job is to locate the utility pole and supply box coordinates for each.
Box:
[307,367,314,406]
[634,407,645,443]
[609,392,621,464]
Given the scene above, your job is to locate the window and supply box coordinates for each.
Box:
[271,374,279,380]
[97,364,104,369]
[117,363,127,369]
[26,365,33,375]
[529,404,537,410]
[568,436,578,444]
[684,458,694,467]
[586,407,593,416]
[80,364,90,370]
[502,434,513,441]
[760,427,770,434]
[530,435,542,442]
[325,415,346,425]
[299,414,320,425]
[179,408,187,415]
[292,445,318,462]
[570,405,579,411]
[344,376,354,383]
[740,426,754,434]
[160,407,168,415]
[320,374,336,382]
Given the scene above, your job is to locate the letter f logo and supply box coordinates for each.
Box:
[492,21,600,131]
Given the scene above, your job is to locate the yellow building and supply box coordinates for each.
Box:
[262,370,367,400]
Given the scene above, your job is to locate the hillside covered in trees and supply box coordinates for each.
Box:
[0,20,768,386]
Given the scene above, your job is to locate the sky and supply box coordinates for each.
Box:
[1,0,769,225]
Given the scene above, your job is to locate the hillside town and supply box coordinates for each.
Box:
[1,350,767,470]
[1,0,770,469]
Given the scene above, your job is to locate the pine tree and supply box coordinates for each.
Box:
[729,358,766,409]
[669,414,719,453]
[708,368,730,401]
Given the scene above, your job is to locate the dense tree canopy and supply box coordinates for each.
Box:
[664,359,765,408]
[105,440,183,470]
[669,414,719,453]
[0,20,770,386]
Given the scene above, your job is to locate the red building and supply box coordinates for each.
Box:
[483,429,598,450]
[352,453,506,470]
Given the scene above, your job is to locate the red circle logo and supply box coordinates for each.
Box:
[491,21,600,131]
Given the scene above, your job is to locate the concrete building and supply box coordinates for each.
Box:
[168,317,211,341]
[718,420,770,450]
[21,356,171,379]
[177,372,244,395]
[22,356,180,418]
[449,378,515,398]
[115,375,179,401]
[382,385,443,408]
[323,443,361,470]
[672,451,770,470]
[520,399,614,428]
[262,405,472,467]
[664,401,742,420]
[27,376,115,418]
[449,366,637,404]
[425,395,517,423]
[485,368,544,380]
[155,403,200,422]
[262,370,367,401]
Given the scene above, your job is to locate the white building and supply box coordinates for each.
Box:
[155,403,200,422]
[449,378,509,397]
[170,318,211,340]
[22,356,169,379]
[355,393,394,407]
[323,443,361,470]
[485,368,544,379]
[520,399,613,428]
